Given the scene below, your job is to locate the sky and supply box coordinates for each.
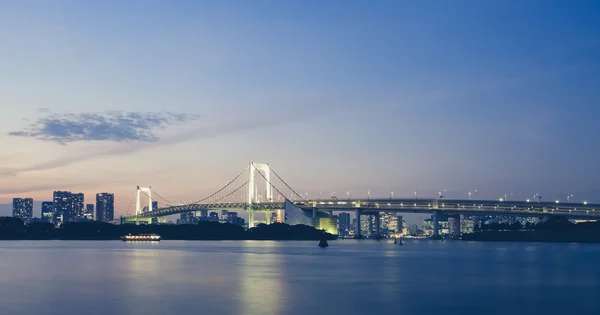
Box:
[0,1,599,222]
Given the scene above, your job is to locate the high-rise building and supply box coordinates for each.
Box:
[337,212,351,235]
[180,211,194,224]
[359,214,375,237]
[226,212,244,225]
[53,191,73,224]
[84,204,94,221]
[396,215,403,233]
[72,193,84,221]
[12,198,33,224]
[197,210,208,221]
[96,193,114,223]
[41,202,54,223]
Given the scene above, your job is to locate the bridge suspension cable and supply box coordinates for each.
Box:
[123,191,138,216]
[268,166,305,201]
[150,189,177,207]
[212,181,249,203]
[189,167,248,204]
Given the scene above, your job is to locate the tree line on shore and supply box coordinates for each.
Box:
[0,217,336,241]
[464,215,600,243]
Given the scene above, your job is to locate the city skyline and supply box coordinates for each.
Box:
[1,1,599,219]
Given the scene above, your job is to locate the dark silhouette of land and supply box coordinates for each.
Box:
[0,217,336,241]
[462,215,600,243]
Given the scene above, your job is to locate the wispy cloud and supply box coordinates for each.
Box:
[9,110,200,144]
[0,113,304,178]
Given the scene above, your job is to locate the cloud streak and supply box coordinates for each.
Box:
[9,110,200,144]
[0,112,305,178]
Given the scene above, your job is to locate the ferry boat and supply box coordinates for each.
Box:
[121,234,161,242]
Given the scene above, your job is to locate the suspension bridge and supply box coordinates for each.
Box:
[120,162,600,235]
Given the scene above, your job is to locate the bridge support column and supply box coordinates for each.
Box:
[249,210,255,229]
[312,208,316,218]
[265,211,271,225]
[356,209,361,236]
[432,211,440,238]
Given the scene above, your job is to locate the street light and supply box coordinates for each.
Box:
[347,191,351,200]
[389,190,394,199]
[414,190,418,199]
[468,192,472,200]
[368,190,371,200]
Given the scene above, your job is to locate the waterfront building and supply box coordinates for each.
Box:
[180,211,195,224]
[84,204,94,221]
[12,198,33,224]
[337,212,351,235]
[41,202,54,223]
[53,191,73,224]
[96,193,114,223]
[72,193,84,221]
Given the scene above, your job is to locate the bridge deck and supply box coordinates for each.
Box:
[121,198,600,222]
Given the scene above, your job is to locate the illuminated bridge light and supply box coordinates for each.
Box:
[556,200,560,204]
[584,201,588,205]
[400,203,403,206]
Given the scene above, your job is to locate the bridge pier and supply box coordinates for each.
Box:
[249,210,255,228]
[356,209,361,236]
[265,211,271,225]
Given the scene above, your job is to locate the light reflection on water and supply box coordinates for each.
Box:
[0,240,599,315]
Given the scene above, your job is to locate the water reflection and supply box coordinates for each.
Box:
[240,241,286,315]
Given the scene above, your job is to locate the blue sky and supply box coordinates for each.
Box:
[0,1,599,221]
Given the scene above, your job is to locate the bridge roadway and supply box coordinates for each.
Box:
[120,198,600,223]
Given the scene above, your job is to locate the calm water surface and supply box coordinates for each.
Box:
[1,240,599,315]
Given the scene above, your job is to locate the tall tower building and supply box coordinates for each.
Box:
[41,201,54,223]
[12,198,33,224]
[84,204,94,221]
[72,193,84,221]
[396,215,404,234]
[337,212,351,235]
[96,193,115,223]
[53,191,73,224]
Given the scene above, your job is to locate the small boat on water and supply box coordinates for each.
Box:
[122,234,161,242]
[318,239,328,248]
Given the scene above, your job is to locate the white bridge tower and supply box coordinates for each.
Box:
[248,162,273,228]
[136,186,153,215]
